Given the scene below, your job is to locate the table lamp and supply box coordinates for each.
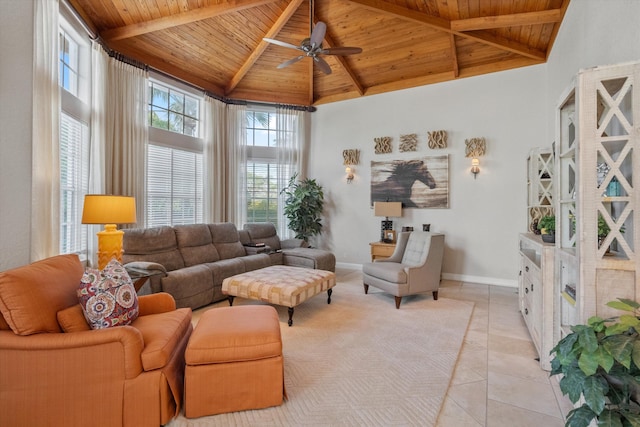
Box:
[82,194,137,269]
[374,201,402,242]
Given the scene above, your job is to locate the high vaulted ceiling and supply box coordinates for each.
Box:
[67,0,570,106]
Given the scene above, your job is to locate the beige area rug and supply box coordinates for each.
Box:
[168,269,474,426]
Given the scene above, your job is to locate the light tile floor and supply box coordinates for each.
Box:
[435,279,574,427]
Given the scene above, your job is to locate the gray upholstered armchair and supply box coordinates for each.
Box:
[362,231,445,308]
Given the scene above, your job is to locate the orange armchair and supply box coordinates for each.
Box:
[0,254,192,427]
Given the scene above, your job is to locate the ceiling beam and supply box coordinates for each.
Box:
[450,9,564,32]
[346,0,450,31]
[101,0,275,42]
[321,26,365,96]
[225,0,305,95]
[463,30,546,61]
[449,33,459,78]
[346,0,551,61]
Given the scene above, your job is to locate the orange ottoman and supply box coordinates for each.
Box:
[184,305,285,418]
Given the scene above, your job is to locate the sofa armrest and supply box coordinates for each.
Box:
[138,292,177,316]
[244,245,270,255]
[281,238,306,249]
[0,327,144,379]
[125,261,167,275]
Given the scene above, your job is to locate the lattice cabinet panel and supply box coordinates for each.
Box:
[555,61,640,338]
[527,148,554,232]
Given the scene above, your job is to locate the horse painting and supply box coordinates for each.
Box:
[371,156,449,208]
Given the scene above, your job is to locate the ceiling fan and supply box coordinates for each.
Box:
[263,2,362,75]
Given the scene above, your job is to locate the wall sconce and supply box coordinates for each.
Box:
[345,166,354,183]
[471,158,480,179]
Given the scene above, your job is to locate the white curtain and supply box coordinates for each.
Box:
[276,106,309,238]
[85,41,108,266]
[31,0,60,261]
[203,99,246,224]
[204,96,226,222]
[229,104,247,227]
[103,56,148,225]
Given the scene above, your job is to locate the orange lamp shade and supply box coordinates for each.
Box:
[82,195,137,269]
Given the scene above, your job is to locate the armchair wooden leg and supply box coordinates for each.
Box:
[395,296,402,309]
[363,284,369,294]
[432,291,438,300]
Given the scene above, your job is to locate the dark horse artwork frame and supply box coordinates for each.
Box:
[370,156,449,208]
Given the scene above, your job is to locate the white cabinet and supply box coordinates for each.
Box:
[519,233,555,370]
[527,148,554,233]
[555,61,640,337]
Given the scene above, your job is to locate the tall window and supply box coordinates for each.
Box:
[59,29,78,96]
[146,78,203,226]
[245,110,280,227]
[59,113,89,254]
[59,16,90,256]
[244,108,300,231]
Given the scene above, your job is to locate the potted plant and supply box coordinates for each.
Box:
[281,173,325,243]
[550,298,640,427]
[598,213,625,253]
[538,215,555,243]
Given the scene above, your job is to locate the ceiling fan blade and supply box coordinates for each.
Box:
[263,38,302,51]
[310,21,327,48]
[277,56,305,69]
[313,56,332,75]
[321,47,363,56]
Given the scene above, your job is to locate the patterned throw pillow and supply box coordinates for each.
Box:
[77,259,139,329]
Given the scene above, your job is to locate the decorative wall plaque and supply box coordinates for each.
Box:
[465,137,486,157]
[399,134,418,152]
[374,137,392,154]
[342,149,360,165]
[427,130,447,149]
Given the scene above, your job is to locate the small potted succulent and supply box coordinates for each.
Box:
[537,215,555,243]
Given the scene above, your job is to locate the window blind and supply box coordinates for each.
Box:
[59,112,89,254]
[147,144,203,227]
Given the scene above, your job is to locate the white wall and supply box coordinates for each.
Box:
[310,66,546,286]
[0,0,34,270]
[309,0,640,286]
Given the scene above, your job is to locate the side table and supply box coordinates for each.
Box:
[369,241,396,261]
[125,266,164,293]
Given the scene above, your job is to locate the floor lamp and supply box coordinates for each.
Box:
[374,201,402,242]
[82,195,137,269]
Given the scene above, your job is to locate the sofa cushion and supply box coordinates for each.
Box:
[122,226,185,272]
[209,223,246,259]
[0,254,83,335]
[77,259,139,329]
[57,304,91,332]
[362,262,408,284]
[161,265,214,309]
[132,307,192,371]
[174,224,220,266]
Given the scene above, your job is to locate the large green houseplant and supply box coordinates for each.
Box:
[281,173,324,242]
[550,298,640,427]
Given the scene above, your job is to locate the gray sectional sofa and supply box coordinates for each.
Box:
[122,222,335,310]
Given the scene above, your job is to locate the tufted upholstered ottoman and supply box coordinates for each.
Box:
[184,305,284,418]
[222,265,336,326]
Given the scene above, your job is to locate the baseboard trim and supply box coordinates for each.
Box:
[441,273,517,288]
[336,263,517,288]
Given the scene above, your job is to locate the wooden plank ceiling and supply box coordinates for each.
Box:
[68,0,570,106]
